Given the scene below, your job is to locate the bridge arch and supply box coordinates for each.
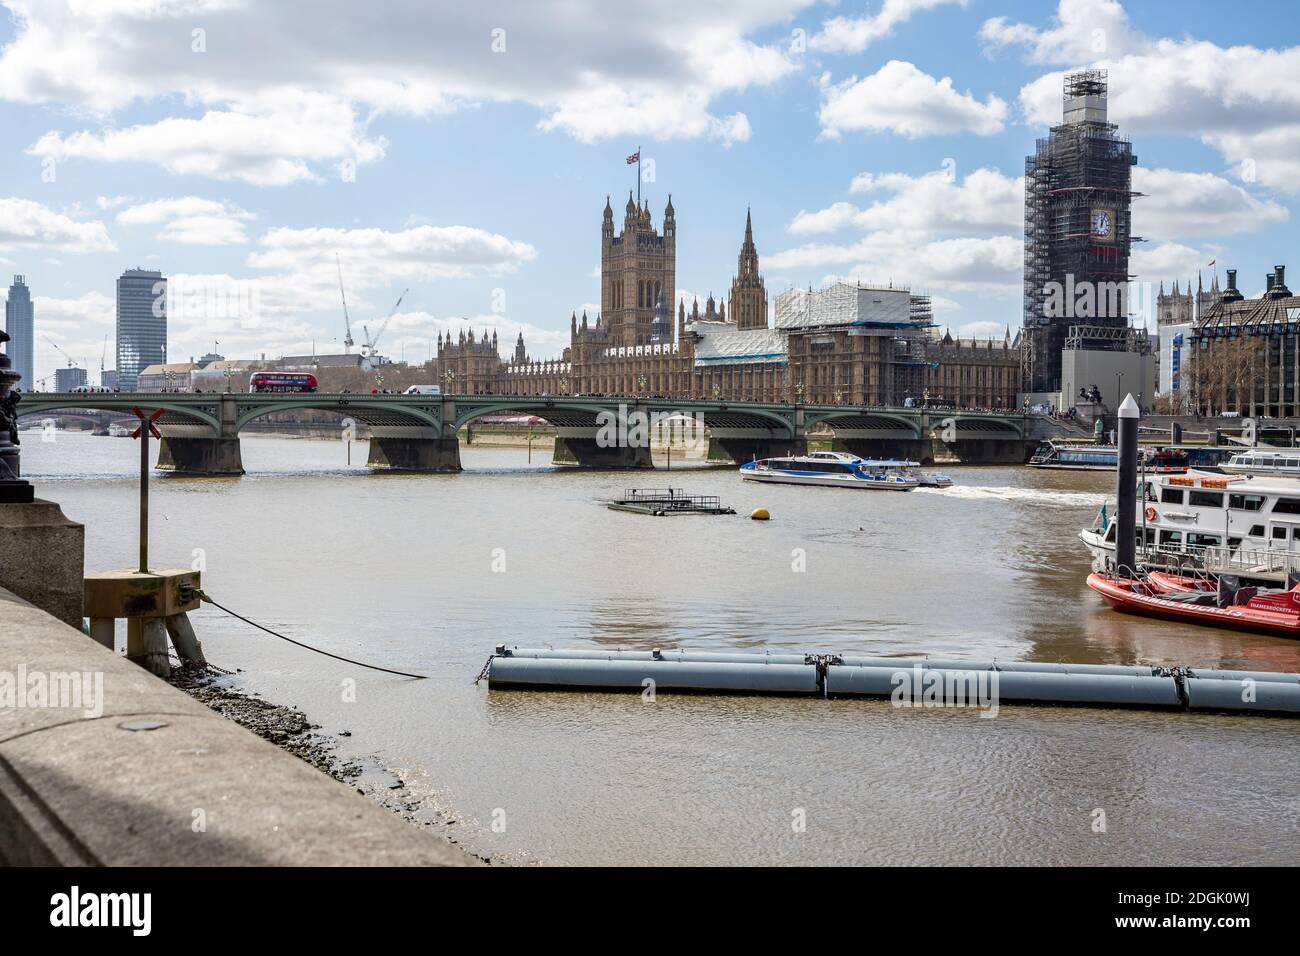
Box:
[19,395,222,434]
[234,395,441,433]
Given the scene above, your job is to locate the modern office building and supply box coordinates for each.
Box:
[54,366,87,391]
[4,275,34,388]
[116,268,166,391]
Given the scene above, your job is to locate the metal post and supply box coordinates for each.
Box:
[139,423,149,574]
[1116,394,1139,577]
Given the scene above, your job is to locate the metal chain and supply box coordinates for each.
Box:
[473,655,494,685]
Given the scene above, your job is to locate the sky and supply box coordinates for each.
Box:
[1,0,1297,388]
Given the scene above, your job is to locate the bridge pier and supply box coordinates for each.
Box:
[156,436,245,476]
[367,426,461,472]
[707,434,807,464]
[930,437,1030,464]
[552,428,653,468]
[832,437,931,464]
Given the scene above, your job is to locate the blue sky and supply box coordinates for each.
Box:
[1,0,1297,386]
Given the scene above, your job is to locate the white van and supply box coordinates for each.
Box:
[404,384,442,395]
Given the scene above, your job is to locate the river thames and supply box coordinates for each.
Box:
[25,432,1300,865]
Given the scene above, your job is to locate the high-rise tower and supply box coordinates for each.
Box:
[729,209,768,331]
[4,276,33,388]
[601,192,676,347]
[116,268,167,391]
[1023,70,1138,393]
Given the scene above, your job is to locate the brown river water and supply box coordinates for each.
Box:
[24,431,1300,865]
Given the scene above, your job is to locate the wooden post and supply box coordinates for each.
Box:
[88,618,115,651]
[164,612,205,665]
[141,619,170,677]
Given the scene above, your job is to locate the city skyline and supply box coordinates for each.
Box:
[1,0,1297,388]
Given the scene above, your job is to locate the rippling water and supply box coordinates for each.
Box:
[24,431,1300,865]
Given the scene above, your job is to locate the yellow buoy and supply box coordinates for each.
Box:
[749,507,770,521]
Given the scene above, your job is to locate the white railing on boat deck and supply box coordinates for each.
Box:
[1201,545,1300,577]
[1133,543,1300,579]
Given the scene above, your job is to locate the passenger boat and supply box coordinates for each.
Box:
[740,452,919,490]
[1087,571,1300,638]
[1080,470,1300,574]
[897,460,953,488]
[1221,449,1300,477]
[1029,440,1189,473]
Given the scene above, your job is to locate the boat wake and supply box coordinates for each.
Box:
[917,485,1107,508]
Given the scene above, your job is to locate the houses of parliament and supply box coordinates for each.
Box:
[434,191,1018,409]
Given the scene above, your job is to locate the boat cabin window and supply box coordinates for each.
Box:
[1249,524,1266,537]
[1228,493,1265,511]
[1273,497,1300,514]
[1187,533,1221,548]
[1188,490,1224,508]
[1143,482,1156,501]
[1273,527,1288,541]
[1160,487,1185,504]
[1229,537,1243,549]
[1159,530,1182,545]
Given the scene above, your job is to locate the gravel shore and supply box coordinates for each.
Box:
[166,662,498,864]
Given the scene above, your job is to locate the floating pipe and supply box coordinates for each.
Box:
[836,656,1157,678]
[485,647,1300,716]
[1186,674,1300,714]
[823,664,1181,708]
[487,656,818,694]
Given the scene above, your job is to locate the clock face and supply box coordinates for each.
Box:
[1091,209,1115,239]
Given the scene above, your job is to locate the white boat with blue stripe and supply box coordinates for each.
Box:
[740,451,919,490]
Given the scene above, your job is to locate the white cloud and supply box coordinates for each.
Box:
[1133,168,1288,239]
[246,224,538,286]
[117,196,255,245]
[30,92,386,187]
[30,291,115,387]
[1129,242,1216,284]
[3,1,813,182]
[810,0,968,55]
[0,197,115,254]
[818,61,1007,139]
[768,231,1023,295]
[791,167,1022,235]
[980,0,1142,64]
[1005,3,1300,192]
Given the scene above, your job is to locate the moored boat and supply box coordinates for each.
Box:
[1087,571,1300,638]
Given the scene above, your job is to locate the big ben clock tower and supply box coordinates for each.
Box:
[1023,70,1138,393]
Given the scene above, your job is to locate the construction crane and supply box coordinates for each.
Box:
[44,334,84,369]
[361,289,408,361]
[100,334,108,373]
[336,254,354,353]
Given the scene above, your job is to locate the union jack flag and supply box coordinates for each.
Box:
[626,150,640,165]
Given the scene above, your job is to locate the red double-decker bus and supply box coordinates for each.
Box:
[248,371,318,393]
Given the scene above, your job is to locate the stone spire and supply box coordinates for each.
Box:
[730,207,768,330]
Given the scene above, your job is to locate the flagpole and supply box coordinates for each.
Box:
[637,145,641,206]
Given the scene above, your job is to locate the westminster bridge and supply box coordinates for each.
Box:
[20,392,1043,475]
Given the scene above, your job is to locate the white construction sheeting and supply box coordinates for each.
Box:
[774,282,912,330]
[693,328,788,366]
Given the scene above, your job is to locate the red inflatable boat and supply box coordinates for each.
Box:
[1087,572,1300,638]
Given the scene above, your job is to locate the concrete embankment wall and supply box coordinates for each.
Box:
[0,586,473,866]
